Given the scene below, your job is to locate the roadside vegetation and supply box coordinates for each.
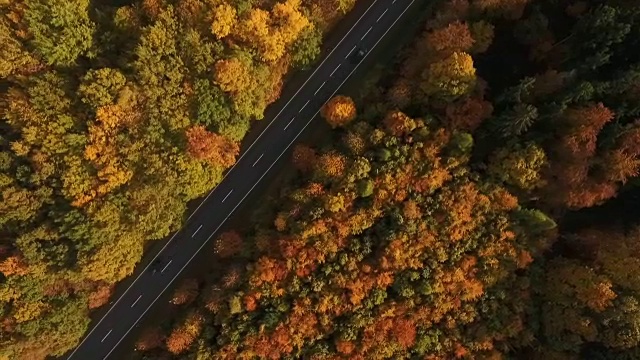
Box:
[132,0,640,358]
[0,0,359,357]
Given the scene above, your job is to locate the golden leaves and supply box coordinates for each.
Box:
[321,95,357,128]
[237,0,310,62]
[316,151,346,179]
[214,57,252,94]
[422,51,476,98]
[210,4,237,39]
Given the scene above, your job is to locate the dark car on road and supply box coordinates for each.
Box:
[351,47,368,64]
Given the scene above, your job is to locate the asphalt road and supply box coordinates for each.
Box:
[66,0,416,358]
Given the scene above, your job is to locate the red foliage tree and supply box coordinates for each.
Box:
[291,143,317,173]
[560,103,614,159]
[135,327,165,351]
[214,230,243,258]
[170,278,199,305]
[392,318,417,348]
[445,96,493,131]
[221,265,242,289]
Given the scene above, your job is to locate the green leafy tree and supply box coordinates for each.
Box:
[78,68,127,109]
[192,78,231,127]
[291,24,322,68]
[488,142,547,191]
[0,17,41,78]
[25,0,96,66]
[568,4,632,71]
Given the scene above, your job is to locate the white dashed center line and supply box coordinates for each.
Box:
[361,27,373,40]
[300,100,310,113]
[252,153,264,167]
[314,81,326,96]
[161,260,172,273]
[222,189,233,203]
[101,330,112,343]
[330,63,341,77]
[131,295,142,308]
[346,45,357,58]
[191,224,203,238]
[377,9,388,22]
[285,117,295,130]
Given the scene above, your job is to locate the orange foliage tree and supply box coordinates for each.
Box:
[321,95,357,128]
[383,110,417,136]
[166,312,204,354]
[314,151,347,179]
[186,125,239,168]
[426,20,474,57]
[0,255,29,276]
[543,103,620,209]
[87,285,113,309]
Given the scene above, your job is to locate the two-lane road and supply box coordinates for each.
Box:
[67,0,417,358]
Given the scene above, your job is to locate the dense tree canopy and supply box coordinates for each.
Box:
[0,0,359,357]
[131,1,640,359]
[5,0,640,358]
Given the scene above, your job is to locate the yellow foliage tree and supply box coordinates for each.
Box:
[79,104,135,207]
[214,57,252,94]
[488,142,548,191]
[12,300,49,323]
[210,4,236,39]
[469,21,495,54]
[321,95,357,128]
[315,152,346,179]
[324,193,347,213]
[237,0,309,61]
[422,51,476,99]
[80,233,144,283]
[272,0,309,44]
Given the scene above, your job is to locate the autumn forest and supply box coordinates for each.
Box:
[2,0,640,359]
